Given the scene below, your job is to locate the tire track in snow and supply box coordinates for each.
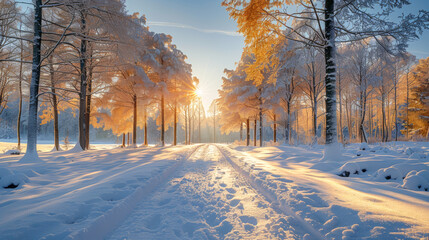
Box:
[216,144,324,240]
[108,144,295,239]
[67,144,204,240]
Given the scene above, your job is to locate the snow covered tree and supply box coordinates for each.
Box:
[400,57,429,138]
[223,0,428,157]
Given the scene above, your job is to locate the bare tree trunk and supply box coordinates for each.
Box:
[338,69,343,144]
[259,107,263,147]
[198,101,201,143]
[133,94,137,145]
[161,91,165,146]
[394,68,398,141]
[240,122,243,141]
[273,114,277,143]
[381,92,387,142]
[406,70,409,140]
[21,0,42,162]
[246,118,250,146]
[78,10,88,150]
[324,0,338,147]
[346,99,352,141]
[369,98,373,142]
[144,110,148,146]
[122,133,125,148]
[254,118,257,147]
[213,104,216,143]
[189,106,192,144]
[185,106,188,145]
[17,39,23,150]
[85,62,93,150]
[48,55,60,151]
[174,101,177,145]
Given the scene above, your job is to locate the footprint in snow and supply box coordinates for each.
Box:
[226,194,234,200]
[239,215,257,225]
[145,214,162,230]
[226,188,236,194]
[220,183,227,187]
[230,199,241,207]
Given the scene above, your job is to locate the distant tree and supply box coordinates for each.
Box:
[401,57,429,138]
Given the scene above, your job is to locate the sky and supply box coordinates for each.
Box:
[124,0,429,112]
[125,0,244,112]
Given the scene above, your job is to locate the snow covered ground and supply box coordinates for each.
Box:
[0,141,428,239]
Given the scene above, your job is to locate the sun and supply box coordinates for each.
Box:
[195,88,203,97]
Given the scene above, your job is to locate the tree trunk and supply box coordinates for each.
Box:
[324,0,338,147]
[133,94,137,145]
[358,88,367,143]
[246,118,250,146]
[21,0,42,162]
[189,105,192,144]
[161,91,165,146]
[338,68,343,144]
[78,10,88,150]
[406,70,409,140]
[185,106,188,145]
[394,69,398,141]
[198,101,201,143]
[48,55,60,151]
[240,122,243,141]
[85,46,93,149]
[17,39,23,150]
[122,133,125,148]
[259,107,263,147]
[174,102,177,145]
[254,118,257,147]
[312,98,317,141]
[273,114,277,143]
[287,102,291,144]
[144,110,148,146]
[213,104,216,143]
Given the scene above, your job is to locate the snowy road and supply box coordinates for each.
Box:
[108,144,314,239]
[1,142,428,239]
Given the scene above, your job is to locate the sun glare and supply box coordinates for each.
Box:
[195,88,203,97]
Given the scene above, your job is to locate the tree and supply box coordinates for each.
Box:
[223,0,428,157]
[401,57,429,138]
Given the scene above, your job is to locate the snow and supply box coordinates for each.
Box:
[0,141,428,239]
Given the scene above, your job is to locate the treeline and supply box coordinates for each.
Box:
[0,0,202,161]
[218,0,429,148]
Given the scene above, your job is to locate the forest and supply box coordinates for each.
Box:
[1,1,429,239]
[0,0,428,161]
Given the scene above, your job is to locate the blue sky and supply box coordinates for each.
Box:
[125,0,429,111]
[125,0,245,111]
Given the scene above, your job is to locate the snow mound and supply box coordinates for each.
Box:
[338,162,367,177]
[375,166,402,181]
[369,146,390,153]
[409,152,427,160]
[404,147,421,156]
[359,142,370,151]
[4,149,21,155]
[402,170,429,191]
[0,168,29,189]
[374,163,428,182]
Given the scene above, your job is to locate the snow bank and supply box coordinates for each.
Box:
[0,167,29,188]
[402,170,429,191]
[4,149,21,155]
[336,142,429,192]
